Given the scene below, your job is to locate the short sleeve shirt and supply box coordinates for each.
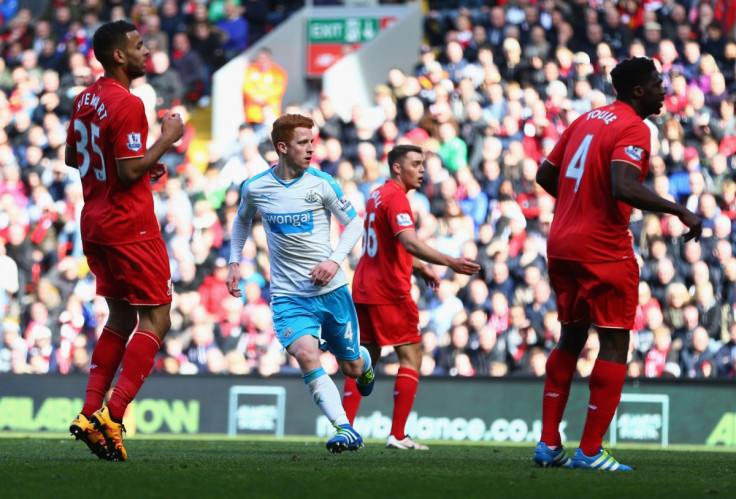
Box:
[66,76,159,245]
[352,180,415,304]
[545,101,651,262]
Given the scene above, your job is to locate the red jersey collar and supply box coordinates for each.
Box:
[386,179,407,193]
[99,76,130,92]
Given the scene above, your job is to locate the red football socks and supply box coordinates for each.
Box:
[391,367,419,439]
[82,326,128,417]
[579,359,626,456]
[342,376,362,425]
[540,348,578,447]
[106,330,162,421]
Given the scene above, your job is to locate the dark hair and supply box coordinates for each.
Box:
[270,114,314,150]
[610,57,657,98]
[92,20,137,69]
[387,144,423,168]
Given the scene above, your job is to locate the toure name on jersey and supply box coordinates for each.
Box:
[586,108,617,125]
[76,91,109,120]
[263,211,314,234]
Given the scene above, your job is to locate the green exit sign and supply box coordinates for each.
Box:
[308,18,379,43]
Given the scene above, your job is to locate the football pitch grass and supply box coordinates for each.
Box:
[1,434,734,499]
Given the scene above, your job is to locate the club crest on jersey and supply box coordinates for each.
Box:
[283,327,294,339]
[624,145,644,161]
[396,213,413,227]
[126,132,142,152]
[304,190,319,203]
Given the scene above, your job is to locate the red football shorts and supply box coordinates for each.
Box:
[84,237,173,306]
[355,301,421,347]
[548,258,639,330]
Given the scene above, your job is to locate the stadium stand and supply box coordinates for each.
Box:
[1,0,736,380]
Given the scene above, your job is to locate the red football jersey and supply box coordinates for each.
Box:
[66,76,159,245]
[352,180,415,304]
[545,101,650,262]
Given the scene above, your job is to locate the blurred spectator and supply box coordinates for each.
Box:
[437,121,467,173]
[0,320,24,372]
[216,0,249,61]
[160,104,196,175]
[159,1,189,40]
[225,349,250,374]
[4,223,33,304]
[0,238,19,320]
[679,326,717,378]
[198,257,232,322]
[469,324,506,376]
[130,73,158,126]
[147,50,184,111]
[184,305,222,373]
[436,323,472,374]
[525,346,548,378]
[428,279,464,339]
[714,321,736,377]
[188,20,227,78]
[627,358,644,378]
[169,32,206,107]
[242,47,287,133]
[312,94,344,141]
[694,281,722,343]
[644,326,678,378]
[241,0,270,46]
[504,306,541,374]
[219,138,269,188]
[141,13,169,54]
[524,277,555,333]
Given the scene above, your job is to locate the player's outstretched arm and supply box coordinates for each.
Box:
[398,229,481,275]
[611,160,702,242]
[448,256,483,276]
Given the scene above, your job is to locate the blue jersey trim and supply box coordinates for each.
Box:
[241,168,273,196]
[307,167,346,198]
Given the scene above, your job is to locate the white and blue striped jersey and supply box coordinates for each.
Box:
[230,167,361,298]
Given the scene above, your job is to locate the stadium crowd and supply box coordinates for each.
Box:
[1,0,736,381]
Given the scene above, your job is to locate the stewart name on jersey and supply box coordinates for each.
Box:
[66,76,159,245]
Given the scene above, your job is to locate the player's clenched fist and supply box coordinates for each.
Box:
[161,110,184,144]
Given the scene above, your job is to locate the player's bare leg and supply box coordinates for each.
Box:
[336,345,374,396]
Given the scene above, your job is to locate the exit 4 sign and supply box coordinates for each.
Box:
[308,18,380,43]
[306,16,395,76]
